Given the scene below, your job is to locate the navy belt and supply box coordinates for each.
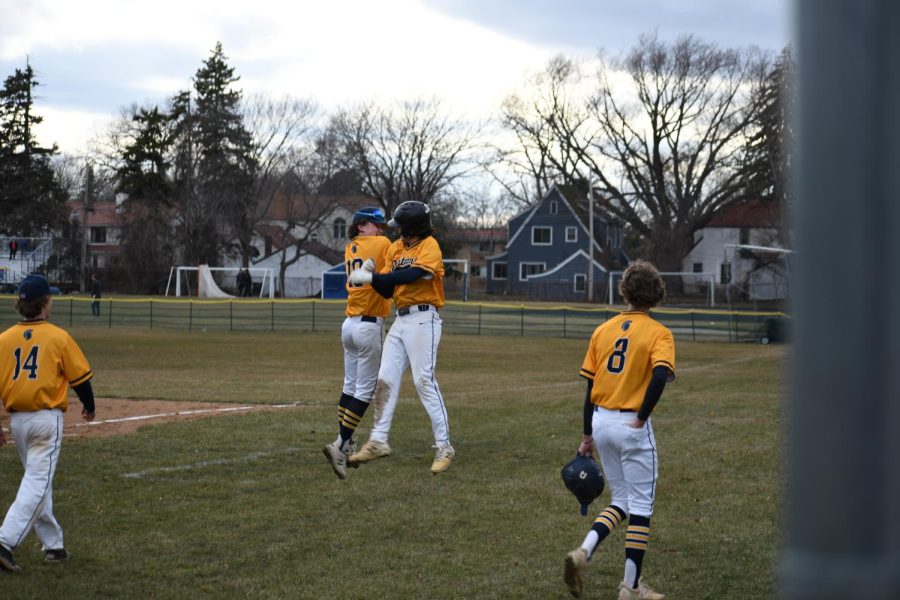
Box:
[594,407,636,413]
[361,315,378,323]
[397,304,431,316]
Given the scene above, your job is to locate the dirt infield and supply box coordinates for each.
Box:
[0,398,301,443]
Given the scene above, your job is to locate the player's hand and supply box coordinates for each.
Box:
[348,269,373,286]
[627,418,645,429]
[82,408,96,423]
[577,434,594,457]
[360,258,376,273]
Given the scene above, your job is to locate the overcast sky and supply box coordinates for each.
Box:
[0,0,792,155]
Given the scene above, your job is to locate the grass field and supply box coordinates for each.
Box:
[0,327,784,599]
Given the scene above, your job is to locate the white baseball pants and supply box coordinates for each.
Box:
[369,306,450,446]
[0,409,65,552]
[592,406,658,517]
[341,315,384,402]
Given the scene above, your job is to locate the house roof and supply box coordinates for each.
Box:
[68,200,121,227]
[254,224,343,264]
[444,227,508,243]
[706,199,780,228]
[506,184,616,250]
[261,192,376,221]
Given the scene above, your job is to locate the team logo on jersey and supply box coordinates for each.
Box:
[351,244,357,253]
[23,329,33,340]
[621,320,632,332]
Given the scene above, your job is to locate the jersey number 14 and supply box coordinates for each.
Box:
[13,346,39,380]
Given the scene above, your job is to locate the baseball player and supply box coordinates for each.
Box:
[0,275,96,572]
[323,207,391,479]
[564,260,675,600]
[346,201,454,474]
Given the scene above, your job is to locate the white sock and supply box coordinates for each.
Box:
[580,530,599,558]
[624,558,638,588]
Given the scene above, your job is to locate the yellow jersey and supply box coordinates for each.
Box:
[345,235,392,318]
[0,320,93,413]
[383,236,445,309]
[579,311,675,411]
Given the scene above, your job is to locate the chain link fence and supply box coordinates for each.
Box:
[14,296,790,344]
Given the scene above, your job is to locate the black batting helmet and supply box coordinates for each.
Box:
[388,201,432,238]
[561,454,605,516]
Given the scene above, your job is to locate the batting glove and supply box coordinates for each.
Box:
[348,266,374,286]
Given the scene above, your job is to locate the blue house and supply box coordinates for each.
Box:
[485,184,628,302]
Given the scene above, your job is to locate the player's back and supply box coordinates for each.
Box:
[580,311,675,411]
[0,321,91,413]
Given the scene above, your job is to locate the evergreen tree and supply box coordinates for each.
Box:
[189,42,257,265]
[744,47,794,246]
[0,64,67,235]
[116,107,176,292]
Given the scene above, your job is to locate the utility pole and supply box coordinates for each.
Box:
[587,177,595,302]
[79,164,93,293]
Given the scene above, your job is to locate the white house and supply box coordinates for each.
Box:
[683,200,789,300]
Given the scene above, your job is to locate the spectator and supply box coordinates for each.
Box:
[90,273,102,317]
[236,269,252,297]
[8,240,17,260]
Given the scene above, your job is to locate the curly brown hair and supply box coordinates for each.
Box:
[16,295,50,319]
[618,260,666,309]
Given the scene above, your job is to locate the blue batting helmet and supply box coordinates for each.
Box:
[561,454,605,516]
[352,207,387,227]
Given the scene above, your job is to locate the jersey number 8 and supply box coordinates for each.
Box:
[606,338,628,374]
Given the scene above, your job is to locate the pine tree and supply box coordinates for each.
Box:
[0,64,67,235]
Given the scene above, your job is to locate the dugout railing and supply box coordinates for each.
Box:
[4,296,790,344]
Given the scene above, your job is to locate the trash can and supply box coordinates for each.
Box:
[760,316,790,344]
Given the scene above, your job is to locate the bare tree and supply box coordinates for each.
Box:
[500,34,770,270]
[326,98,477,217]
[231,94,318,268]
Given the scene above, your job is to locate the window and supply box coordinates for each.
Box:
[470,265,482,277]
[519,262,546,280]
[739,227,750,245]
[90,227,107,244]
[720,262,732,284]
[478,241,492,252]
[333,218,346,239]
[693,262,703,273]
[565,226,577,243]
[492,262,507,280]
[310,232,319,242]
[532,226,552,246]
[574,274,586,292]
[549,201,558,215]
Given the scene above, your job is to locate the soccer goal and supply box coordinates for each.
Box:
[722,244,793,303]
[164,265,275,298]
[443,258,469,302]
[607,271,717,307]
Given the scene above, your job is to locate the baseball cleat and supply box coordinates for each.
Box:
[430,444,455,474]
[617,578,665,600]
[0,543,19,572]
[347,438,359,469]
[44,548,68,562]
[348,440,392,465]
[323,441,349,479]
[564,547,588,597]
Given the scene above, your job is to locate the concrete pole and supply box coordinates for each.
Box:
[782,1,900,598]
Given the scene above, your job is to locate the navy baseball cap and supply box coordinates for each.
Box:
[351,207,387,226]
[17,275,51,300]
